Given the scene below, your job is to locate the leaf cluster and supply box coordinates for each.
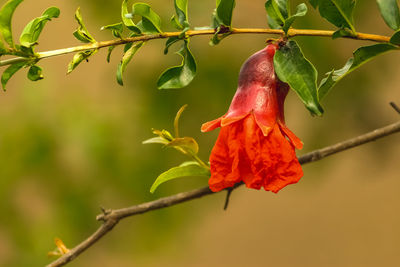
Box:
[269,0,400,116]
[0,0,59,90]
[143,105,210,193]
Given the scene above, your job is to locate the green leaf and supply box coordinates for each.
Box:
[19,7,60,48]
[215,0,236,26]
[173,104,187,138]
[309,0,318,9]
[67,49,97,74]
[164,36,181,54]
[319,43,398,99]
[27,65,43,81]
[275,0,290,18]
[121,0,141,34]
[179,161,200,167]
[0,41,7,54]
[73,7,96,43]
[157,40,197,89]
[1,61,25,90]
[173,0,189,29]
[101,22,123,38]
[265,1,306,33]
[377,0,400,30]
[390,30,400,45]
[168,137,199,155]
[126,3,162,34]
[170,15,182,30]
[274,40,323,115]
[311,0,356,33]
[265,0,286,28]
[116,41,144,86]
[282,3,307,33]
[152,129,174,141]
[142,136,170,145]
[150,164,210,193]
[106,46,115,63]
[17,43,34,56]
[0,0,23,47]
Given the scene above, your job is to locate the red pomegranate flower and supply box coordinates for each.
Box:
[201,44,303,193]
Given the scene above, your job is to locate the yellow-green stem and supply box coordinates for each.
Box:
[0,28,392,67]
[191,154,210,170]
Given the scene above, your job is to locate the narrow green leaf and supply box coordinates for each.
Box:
[0,0,23,47]
[377,0,400,30]
[0,41,7,54]
[116,41,144,86]
[282,3,307,33]
[275,0,290,18]
[1,61,25,90]
[170,15,182,30]
[19,7,60,48]
[274,40,323,115]
[179,161,200,167]
[168,137,199,155]
[101,22,123,38]
[216,0,236,26]
[150,164,210,193]
[142,136,170,145]
[17,44,33,56]
[27,65,43,81]
[174,0,189,28]
[129,3,162,33]
[67,49,97,74]
[152,129,174,141]
[157,40,197,89]
[312,0,356,33]
[319,43,398,99]
[390,30,400,45]
[309,0,318,9]
[164,36,181,54]
[106,46,115,63]
[122,0,141,33]
[174,104,187,138]
[265,0,285,28]
[73,7,96,43]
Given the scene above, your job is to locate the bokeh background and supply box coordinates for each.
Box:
[0,0,399,266]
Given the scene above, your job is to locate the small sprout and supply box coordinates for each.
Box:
[143,105,208,169]
[48,238,70,257]
[174,104,188,138]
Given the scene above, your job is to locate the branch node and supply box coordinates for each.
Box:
[98,206,112,221]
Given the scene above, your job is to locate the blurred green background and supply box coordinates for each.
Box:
[0,0,399,266]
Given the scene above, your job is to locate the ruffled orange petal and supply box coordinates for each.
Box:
[208,114,303,193]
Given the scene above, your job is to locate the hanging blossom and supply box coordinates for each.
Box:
[201,44,304,193]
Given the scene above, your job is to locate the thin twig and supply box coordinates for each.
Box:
[46,120,400,267]
[390,102,400,114]
[223,188,234,210]
[0,28,393,67]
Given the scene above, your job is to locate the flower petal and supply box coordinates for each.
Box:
[278,122,304,150]
[201,117,222,132]
[208,114,303,193]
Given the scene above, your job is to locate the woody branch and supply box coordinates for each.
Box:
[47,118,400,267]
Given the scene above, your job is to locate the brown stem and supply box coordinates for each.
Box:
[0,28,393,67]
[46,120,400,267]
